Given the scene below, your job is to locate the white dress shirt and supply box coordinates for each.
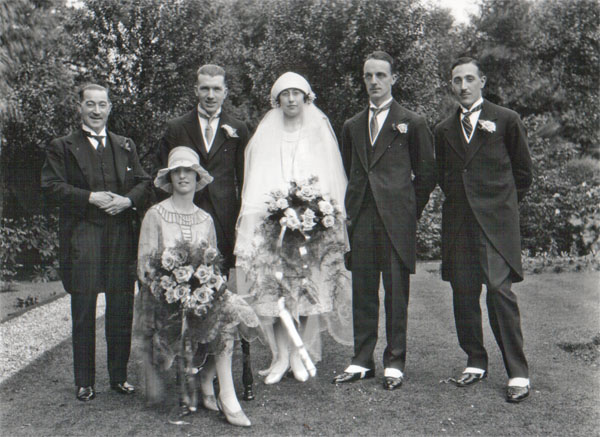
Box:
[197,106,221,152]
[82,125,107,150]
[368,97,393,145]
[459,97,483,143]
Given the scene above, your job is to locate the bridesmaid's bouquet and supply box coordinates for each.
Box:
[145,239,227,317]
[142,240,230,411]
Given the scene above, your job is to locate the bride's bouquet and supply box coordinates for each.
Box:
[253,175,346,307]
[263,176,344,259]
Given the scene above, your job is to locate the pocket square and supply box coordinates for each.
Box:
[126,167,132,171]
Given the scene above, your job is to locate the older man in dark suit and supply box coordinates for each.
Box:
[333,51,436,390]
[434,57,533,402]
[41,84,151,401]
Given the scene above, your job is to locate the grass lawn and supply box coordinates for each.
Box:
[0,262,598,436]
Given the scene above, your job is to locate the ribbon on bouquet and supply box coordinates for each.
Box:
[277,296,317,377]
[178,312,198,414]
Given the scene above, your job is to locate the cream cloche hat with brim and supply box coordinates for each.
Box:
[154,146,213,193]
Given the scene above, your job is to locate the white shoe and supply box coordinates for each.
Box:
[290,350,309,382]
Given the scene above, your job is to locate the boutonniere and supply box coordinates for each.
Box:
[121,139,132,152]
[392,123,408,134]
[221,124,239,138]
[478,120,496,133]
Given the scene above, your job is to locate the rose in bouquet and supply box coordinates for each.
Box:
[250,176,347,310]
[264,176,343,247]
[146,239,227,319]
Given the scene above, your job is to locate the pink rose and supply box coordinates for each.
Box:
[204,247,219,264]
[173,283,191,301]
[194,265,211,283]
[160,275,176,290]
[172,265,194,283]
[161,249,177,271]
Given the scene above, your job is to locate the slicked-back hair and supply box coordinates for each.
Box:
[78,83,110,102]
[451,57,484,77]
[365,51,395,73]
[196,64,227,85]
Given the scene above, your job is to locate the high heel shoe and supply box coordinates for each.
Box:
[264,362,290,385]
[290,350,309,382]
[201,394,219,412]
[216,396,251,427]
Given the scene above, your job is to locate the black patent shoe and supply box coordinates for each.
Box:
[110,381,135,394]
[168,404,193,425]
[383,376,404,390]
[76,386,96,402]
[454,371,487,387]
[506,385,530,403]
[332,368,375,384]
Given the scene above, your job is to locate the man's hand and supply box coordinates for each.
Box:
[102,193,132,215]
[89,191,114,208]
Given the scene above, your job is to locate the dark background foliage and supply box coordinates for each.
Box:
[1,0,598,280]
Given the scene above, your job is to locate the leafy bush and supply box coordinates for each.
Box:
[417,187,443,260]
[0,215,59,286]
[523,248,600,274]
[518,114,600,256]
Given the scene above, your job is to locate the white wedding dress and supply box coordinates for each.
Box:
[234,103,353,362]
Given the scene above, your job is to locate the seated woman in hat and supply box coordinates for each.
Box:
[136,146,261,427]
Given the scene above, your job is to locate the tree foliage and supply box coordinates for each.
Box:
[1,0,598,260]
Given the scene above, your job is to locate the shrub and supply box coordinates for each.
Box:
[417,186,443,260]
[0,215,59,285]
[519,114,600,256]
[565,157,600,185]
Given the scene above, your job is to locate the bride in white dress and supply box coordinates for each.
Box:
[235,72,352,384]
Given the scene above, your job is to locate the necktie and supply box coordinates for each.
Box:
[369,101,393,145]
[83,130,105,150]
[461,104,482,140]
[198,109,218,146]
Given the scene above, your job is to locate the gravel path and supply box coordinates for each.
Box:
[0,295,105,383]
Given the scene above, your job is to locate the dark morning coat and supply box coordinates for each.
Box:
[41,130,152,294]
[341,99,436,273]
[159,109,249,266]
[434,99,533,283]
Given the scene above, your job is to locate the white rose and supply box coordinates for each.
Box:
[322,215,335,228]
[318,200,334,215]
[276,198,289,209]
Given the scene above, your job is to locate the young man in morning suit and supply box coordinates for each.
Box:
[333,51,436,390]
[41,84,152,401]
[159,64,249,273]
[434,57,533,402]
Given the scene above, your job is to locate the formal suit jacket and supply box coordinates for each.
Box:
[434,99,533,283]
[159,109,249,252]
[41,129,152,293]
[341,100,436,273]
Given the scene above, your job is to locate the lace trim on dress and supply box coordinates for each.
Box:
[154,204,209,225]
[153,204,210,242]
